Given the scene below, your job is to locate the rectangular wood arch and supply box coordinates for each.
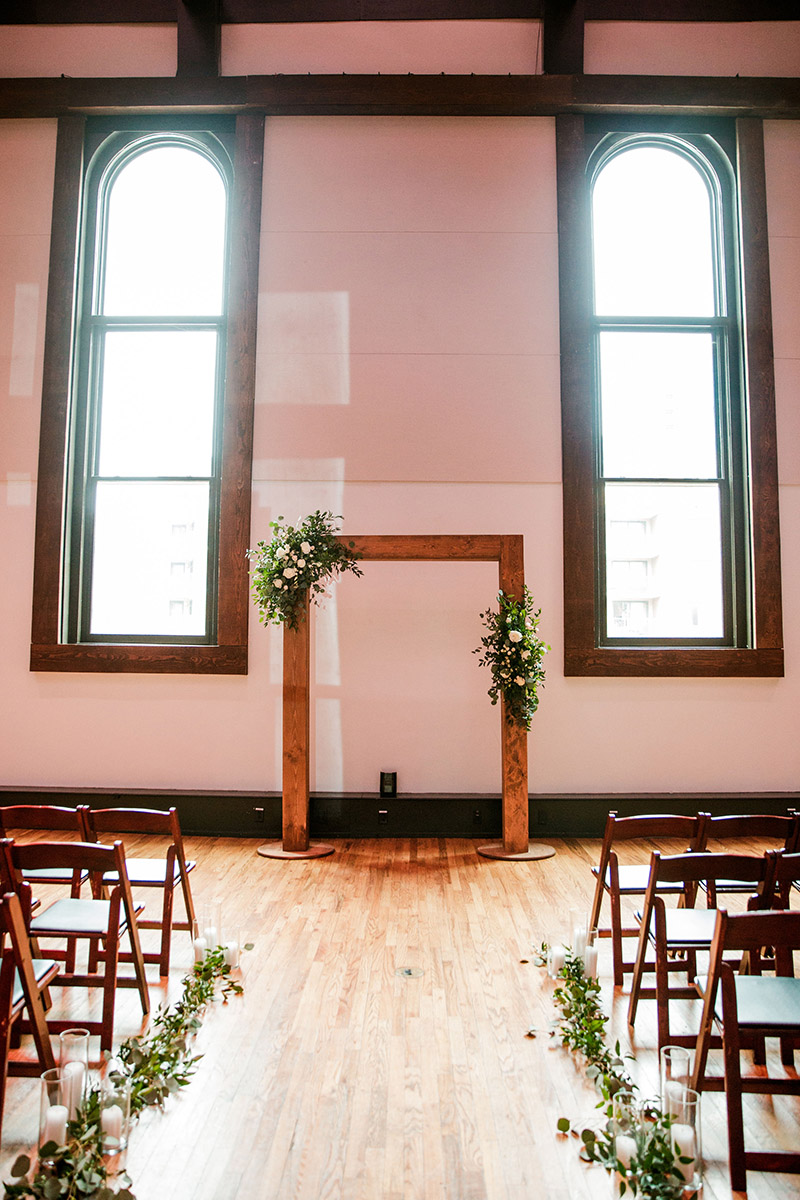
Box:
[278,534,531,857]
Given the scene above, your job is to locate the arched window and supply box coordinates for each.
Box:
[31,113,264,673]
[557,115,782,677]
[590,133,743,647]
[67,132,230,643]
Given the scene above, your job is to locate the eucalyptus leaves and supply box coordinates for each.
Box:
[540,947,698,1200]
[474,588,548,730]
[248,511,362,630]
[3,946,249,1200]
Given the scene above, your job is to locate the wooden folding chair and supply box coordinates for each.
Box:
[0,889,59,1144]
[627,850,770,1051]
[82,807,196,976]
[691,908,800,1192]
[588,812,709,986]
[701,811,800,906]
[0,840,150,1052]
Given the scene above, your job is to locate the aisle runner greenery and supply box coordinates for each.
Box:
[4,947,247,1200]
[537,947,698,1199]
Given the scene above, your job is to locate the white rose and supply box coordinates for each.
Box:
[508,630,523,643]
[515,676,526,687]
[274,578,282,589]
[283,566,297,578]
[297,559,305,568]
[291,552,298,561]
[525,618,533,629]
[301,542,312,555]
[521,650,531,660]
[276,547,287,560]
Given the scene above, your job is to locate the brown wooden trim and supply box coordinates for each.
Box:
[30,115,85,650]
[565,647,784,677]
[557,114,785,680]
[346,533,510,561]
[30,114,260,677]
[217,112,263,652]
[1,74,800,121]
[5,1,796,22]
[177,0,220,79]
[29,643,248,673]
[556,112,596,658]
[543,0,585,75]
[736,118,783,653]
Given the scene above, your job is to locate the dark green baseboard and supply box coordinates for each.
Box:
[1,785,798,839]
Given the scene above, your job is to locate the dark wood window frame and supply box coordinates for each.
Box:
[30,111,264,674]
[557,114,783,678]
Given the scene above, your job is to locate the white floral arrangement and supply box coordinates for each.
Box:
[474,587,548,731]
[248,511,362,629]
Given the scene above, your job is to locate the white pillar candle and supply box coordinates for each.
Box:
[548,945,567,977]
[101,1103,124,1144]
[663,1079,687,1118]
[671,1123,697,1180]
[615,1133,637,1169]
[43,1104,68,1147]
[203,925,219,948]
[193,935,208,962]
[583,943,599,980]
[61,1061,85,1119]
[223,939,240,968]
[573,926,588,957]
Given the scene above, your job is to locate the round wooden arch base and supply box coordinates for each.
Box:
[477,842,556,861]
[256,843,335,860]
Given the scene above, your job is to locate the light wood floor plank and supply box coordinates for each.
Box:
[2,835,799,1199]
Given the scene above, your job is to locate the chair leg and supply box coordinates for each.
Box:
[158,883,175,976]
[721,973,748,1193]
[610,886,625,987]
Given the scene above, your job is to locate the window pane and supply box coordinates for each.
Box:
[90,482,209,636]
[605,483,724,639]
[599,331,718,479]
[97,330,217,478]
[101,145,226,317]
[593,146,716,318]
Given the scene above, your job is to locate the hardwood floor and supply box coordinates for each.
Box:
[2,835,799,1199]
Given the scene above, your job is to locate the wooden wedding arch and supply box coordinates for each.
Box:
[257,534,554,862]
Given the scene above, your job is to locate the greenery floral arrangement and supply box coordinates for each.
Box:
[4,945,249,1200]
[474,587,548,731]
[534,945,697,1200]
[248,510,362,630]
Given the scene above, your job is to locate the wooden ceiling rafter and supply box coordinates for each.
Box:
[0,72,799,120]
[2,0,798,22]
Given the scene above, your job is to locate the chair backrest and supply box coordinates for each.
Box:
[600,811,710,847]
[757,849,800,909]
[0,805,87,838]
[0,839,131,911]
[704,811,800,852]
[707,906,800,974]
[83,806,178,841]
[643,851,770,909]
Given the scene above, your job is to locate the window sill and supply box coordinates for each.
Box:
[565,647,784,678]
[30,643,247,675]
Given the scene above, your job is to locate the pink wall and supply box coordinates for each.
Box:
[1,25,799,797]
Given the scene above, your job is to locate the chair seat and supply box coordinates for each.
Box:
[699,878,759,894]
[594,864,687,894]
[12,959,58,1009]
[636,906,719,947]
[700,975,800,1032]
[102,858,196,887]
[23,867,89,884]
[30,898,141,937]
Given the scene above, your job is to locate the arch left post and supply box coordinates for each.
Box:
[257,593,334,860]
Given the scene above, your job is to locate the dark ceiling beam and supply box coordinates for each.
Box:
[1,73,799,119]
[177,0,220,78]
[4,0,797,20]
[542,0,584,75]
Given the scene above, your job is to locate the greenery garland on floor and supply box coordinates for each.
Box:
[4,946,249,1200]
[535,945,698,1200]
